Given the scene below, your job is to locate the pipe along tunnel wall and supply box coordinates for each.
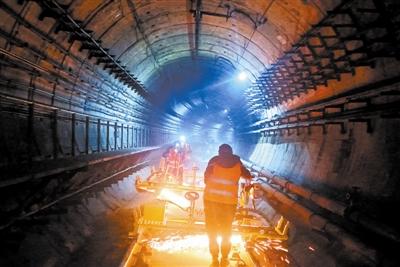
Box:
[1,154,389,267]
[1,0,400,266]
[241,112,400,202]
[1,98,399,267]
[1,76,400,266]
[238,78,400,220]
[237,82,400,265]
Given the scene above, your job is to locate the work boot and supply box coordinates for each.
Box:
[220,257,230,267]
[210,257,219,267]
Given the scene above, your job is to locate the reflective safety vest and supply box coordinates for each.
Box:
[204,162,242,205]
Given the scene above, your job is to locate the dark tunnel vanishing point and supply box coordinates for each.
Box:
[0,0,400,266]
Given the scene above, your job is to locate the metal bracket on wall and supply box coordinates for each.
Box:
[242,83,400,137]
[247,0,400,109]
[349,118,373,133]
[19,0,149,99]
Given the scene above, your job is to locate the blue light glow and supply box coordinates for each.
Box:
[238,71,247,81]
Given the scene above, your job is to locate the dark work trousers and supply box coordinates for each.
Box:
[204,199,237,258]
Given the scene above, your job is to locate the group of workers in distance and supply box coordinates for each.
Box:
[159,141,191,184]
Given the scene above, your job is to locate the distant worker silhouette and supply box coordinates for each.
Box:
[204,144,252,267]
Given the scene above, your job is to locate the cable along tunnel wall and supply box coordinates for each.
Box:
[0,95,171,175]
[237,79,400,265]
[0,0,178,174]
[239,79,400,200]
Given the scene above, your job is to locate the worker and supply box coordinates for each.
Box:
[163,145,183,183]
[180,142,192,165]
[203,144,252,267]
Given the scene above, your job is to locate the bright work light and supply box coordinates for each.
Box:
[238,71,247,81]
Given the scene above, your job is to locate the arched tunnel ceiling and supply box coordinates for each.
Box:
[2,0,398,133]
[145,55,252,132]
[70,0,338,91]
[1,3,400,264]
[60,0,341,130]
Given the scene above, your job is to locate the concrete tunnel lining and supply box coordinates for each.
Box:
[0,0,400,266]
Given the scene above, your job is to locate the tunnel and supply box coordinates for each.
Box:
[0,0,400,266]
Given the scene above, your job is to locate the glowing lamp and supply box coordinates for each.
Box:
[238,71,247,81]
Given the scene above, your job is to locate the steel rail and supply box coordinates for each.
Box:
[0,160,151,230]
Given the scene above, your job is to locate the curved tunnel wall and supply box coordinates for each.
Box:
[1,0,399,212]
[241,117,400,200]
[0,0,400,265]
[0,0,174,169]
[237,76,400,232]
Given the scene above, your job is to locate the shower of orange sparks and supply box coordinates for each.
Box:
[149,234,245,253]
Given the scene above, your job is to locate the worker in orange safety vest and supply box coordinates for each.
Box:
[164,146,183,183]
[204,144,252,267]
